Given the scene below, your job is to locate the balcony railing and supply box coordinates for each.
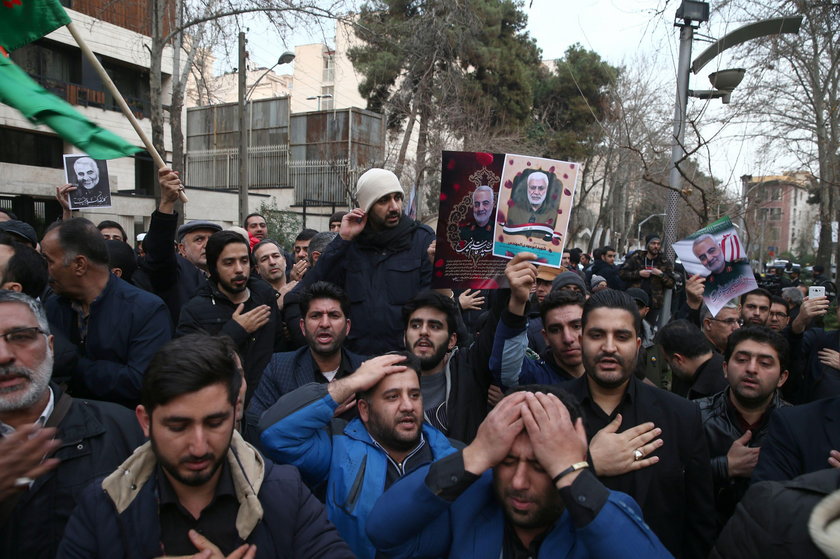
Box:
[28,74,152,119]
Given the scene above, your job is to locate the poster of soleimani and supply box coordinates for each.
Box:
[63,154,112,210]
[492,154,580,267]
[432,151,508,290]
[673,217,757,317]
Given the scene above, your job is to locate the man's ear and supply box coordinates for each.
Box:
[72,254,88,276]
[448,332,457,351]
[299,318,306,338]
[344,318,351,337]
[111,268,123,278]
[777,369,790,388]
[136,405,151,438]
[357,398,369,423]
[722,360,728,380]
[0,281,22,292]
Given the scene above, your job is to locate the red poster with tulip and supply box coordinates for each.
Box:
[492,154,580,267]
[431,151,509,290]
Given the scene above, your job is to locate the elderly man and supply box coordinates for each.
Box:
[41,218,171,407]
[503,171,561,240]
[288,168,433,355]
[460,185,495,245]
[0,291,144,559]
[366,385,673,558]
[72,157,100,190]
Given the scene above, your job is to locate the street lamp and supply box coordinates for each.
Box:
[637,213,667,247]
[306,94,333,111]
[238,44,296,226]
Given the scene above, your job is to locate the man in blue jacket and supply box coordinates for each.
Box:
[258,351,457,559]
[365,385,673,559]
[57,334,351,559]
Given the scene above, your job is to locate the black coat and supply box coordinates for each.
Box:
[711,468,840,559]
[177,276,282,404]
[0,386,145,559]
[566,375,716,559]
[697,388,789,531]
[753,395,840,483]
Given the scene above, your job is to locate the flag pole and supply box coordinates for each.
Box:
[65,22,188,203]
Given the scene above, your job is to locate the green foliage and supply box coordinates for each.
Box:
[256,199,302,251]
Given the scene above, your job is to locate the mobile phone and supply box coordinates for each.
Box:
[809,285,826,299]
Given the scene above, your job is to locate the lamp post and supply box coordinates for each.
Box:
[237,45,296,226]
[659,2,802,325]
[637,213,667,248]
[306,94,333,111]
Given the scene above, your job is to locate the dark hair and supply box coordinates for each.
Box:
[307,232,337,264]
[97,220,128,243]
[506,384,583,424]
[0,239,48,298]
[402,290,458,335]
[300,281,350,318]
[295,228,318,243]
[253,238,283,255]
[244,213,265,227]
[582,288,642,336]
[539,289,585,324]
[740,288,772,306]
[205,230,249,282]
[105,239,138,283]
[329,211,347,224]
[47,218,109,266]
[601,245,615,254]
[592,248,603,260]
[142,334,242,413]
[724,326,789,371]
[814,264,825,274]
[357,350,421,402]
[770,295,789,313]
[569,248,582,265]
[656,319,712,358]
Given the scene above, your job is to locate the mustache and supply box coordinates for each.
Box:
[0,366,32,380]
[181,453,213,465]
[594,352,626,367]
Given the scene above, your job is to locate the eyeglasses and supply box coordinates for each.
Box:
[710,318,743,326]
[769,312,789,319]
[0,327,48,347]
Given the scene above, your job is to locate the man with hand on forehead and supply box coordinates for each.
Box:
[366,385,672,558]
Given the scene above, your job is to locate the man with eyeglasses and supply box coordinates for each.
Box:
[767,296,790,332]
[0,290,144,559]
[700,302,742,355]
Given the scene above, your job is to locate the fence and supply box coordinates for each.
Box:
[186,146,358,206]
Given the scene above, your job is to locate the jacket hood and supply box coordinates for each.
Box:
[810,487,840,558]
[101,430,266,540]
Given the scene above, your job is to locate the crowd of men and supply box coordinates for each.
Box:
[1,168,840,558]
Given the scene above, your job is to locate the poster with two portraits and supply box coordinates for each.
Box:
[432,151,580,290]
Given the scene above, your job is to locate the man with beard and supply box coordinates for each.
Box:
[620,234,674,325]
[503,171,561,240]
[491,254,586,388]
[366,385,673,559]
[696,326,790,532]
[245,282,365,438]
[0,291,144,559]
[177,231,282,406]
[58,334,352,559]
[740,288,772,327]
[564,289,715,559]
[657,319,728,400]
[258,351,457,559]
[402,290,499,443]
[290,168,433,355]
[41,218,171,407]
[459,185,495,246]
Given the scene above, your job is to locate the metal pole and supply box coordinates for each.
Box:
[238,31,248,226]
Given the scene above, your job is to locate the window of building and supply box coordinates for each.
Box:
[321,85,334,110]
[0,127,64,169]
[322,52,335,82]
[769,207,782,221]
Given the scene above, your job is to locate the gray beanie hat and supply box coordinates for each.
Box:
[590,274,607,288]
[355,168,404,213]
[552,271,588,293]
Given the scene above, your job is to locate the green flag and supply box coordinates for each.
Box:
[0,55,142,159]
[0,0,71,52]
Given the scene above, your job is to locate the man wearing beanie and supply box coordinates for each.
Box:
[620,233,674,326]
[290,168,434,354]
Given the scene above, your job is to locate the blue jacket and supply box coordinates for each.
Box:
[258,383,457,559]
[57,433,352,559]
[365,465,674,559]
[46,274,171,407]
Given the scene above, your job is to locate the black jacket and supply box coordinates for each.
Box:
[566,375,716,559]
[0,386,145,559]
[711,468,840,559]
[687,352,728,400]
[591,259,625,290]
[177,276,282,403]
[136,210,208,328]
[697,388,789,531]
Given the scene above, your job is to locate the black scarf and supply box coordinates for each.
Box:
[355,215,419,252]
